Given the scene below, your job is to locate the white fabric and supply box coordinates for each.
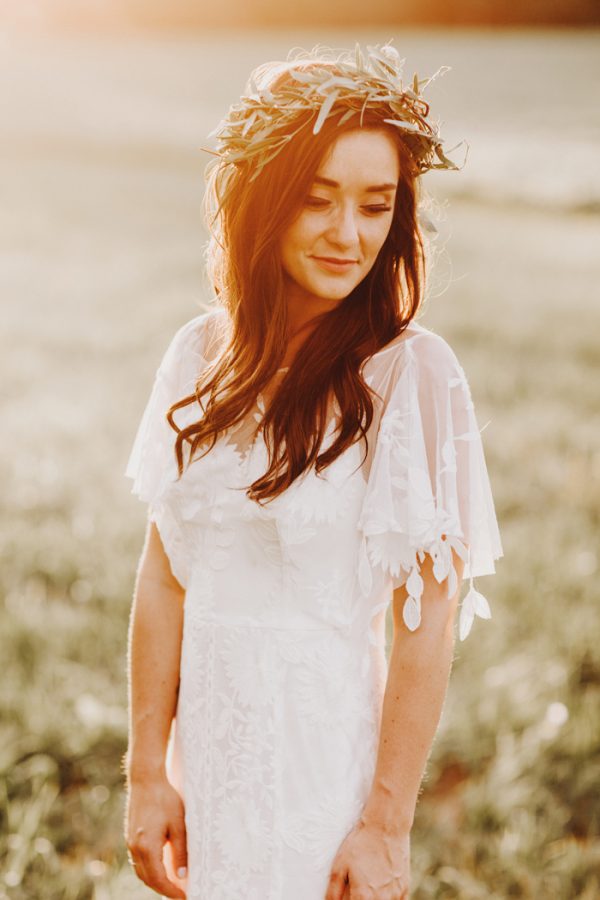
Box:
[125,306,503,899]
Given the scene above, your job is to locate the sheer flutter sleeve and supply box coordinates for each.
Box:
[357,331,503,640]
[125,312,215,589]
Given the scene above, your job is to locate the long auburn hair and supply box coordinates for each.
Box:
[167,90,427,505]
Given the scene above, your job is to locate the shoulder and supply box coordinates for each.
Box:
[159,305,229,372]
[363,321,467,393]
[154,304,229,399]
[167,304,228,356]
[406,327,466,384]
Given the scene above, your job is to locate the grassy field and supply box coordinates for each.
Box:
[1,26,599,899]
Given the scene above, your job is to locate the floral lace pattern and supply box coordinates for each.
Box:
[125,308,503,898]
[357,334,502,638]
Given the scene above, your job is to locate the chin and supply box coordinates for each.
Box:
[309,278,361,302]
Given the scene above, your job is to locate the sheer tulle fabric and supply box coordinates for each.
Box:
[357,329,503,640]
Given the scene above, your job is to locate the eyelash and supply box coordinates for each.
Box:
[305,197,392,215]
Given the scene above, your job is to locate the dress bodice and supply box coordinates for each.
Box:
[126,305,503,642]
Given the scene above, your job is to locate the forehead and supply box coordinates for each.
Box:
[316,128,400,184]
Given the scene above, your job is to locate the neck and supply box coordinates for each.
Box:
[284,279,344,340]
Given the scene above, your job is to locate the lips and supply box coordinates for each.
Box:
[311,256,358,273]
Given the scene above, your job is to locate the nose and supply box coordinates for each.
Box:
[326,203,359,250]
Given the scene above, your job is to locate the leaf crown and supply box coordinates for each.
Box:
[205,41,468,183]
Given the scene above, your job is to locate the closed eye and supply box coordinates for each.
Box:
[362,204,393,215]
[305,198,393,215]
[304,196,330,209]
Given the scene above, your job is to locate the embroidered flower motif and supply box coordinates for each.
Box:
[282,790,364,867]
[275,515,317,546]
[213,794,270,873]
[221,631,282,708]
[304,567,357,628]
[378,405,410,452]
[284,445,365,526]
[211,874,264,900]
[291,638,367,727]
[245,511,285,566]
[174,438,245,523]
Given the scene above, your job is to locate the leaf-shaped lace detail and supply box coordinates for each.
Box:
[459,578,493,641]
[213,794,271,873]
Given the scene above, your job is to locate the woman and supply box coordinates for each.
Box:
[124,43,503,900]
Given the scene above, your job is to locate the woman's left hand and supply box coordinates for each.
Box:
[324,819,411,899]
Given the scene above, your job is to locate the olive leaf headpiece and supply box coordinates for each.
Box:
[204,41,468,183]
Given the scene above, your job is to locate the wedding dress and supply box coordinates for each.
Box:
[126,306,503,899]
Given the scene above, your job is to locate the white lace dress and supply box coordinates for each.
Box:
[125,307,503,900]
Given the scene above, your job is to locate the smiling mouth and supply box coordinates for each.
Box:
[311,256,358,271]
[313,256,357,263]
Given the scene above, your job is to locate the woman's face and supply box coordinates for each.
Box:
[279,128,400,312]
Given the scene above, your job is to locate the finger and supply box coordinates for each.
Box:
[324,866,348,900]
[134,846,186,899]
[168,817,188,881]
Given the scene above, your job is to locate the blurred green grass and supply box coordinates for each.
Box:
[1,27,599,900]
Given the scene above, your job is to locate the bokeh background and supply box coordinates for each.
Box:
[1,1,599,897]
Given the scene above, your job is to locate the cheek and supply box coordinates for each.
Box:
[281,215,322,272]
[281,221,302,261]
[364,217,394,260]
[280,228,299,275]
[286,213,323,249]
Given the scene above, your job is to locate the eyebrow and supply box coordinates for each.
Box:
[313,175,397,193]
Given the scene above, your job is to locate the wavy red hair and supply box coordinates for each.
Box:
[167,103,427,504]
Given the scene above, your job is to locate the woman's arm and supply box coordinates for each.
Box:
[124,520,188,900]
[363,549,465,832]
[325,550,465,900]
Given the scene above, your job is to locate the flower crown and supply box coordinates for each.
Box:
[205,42,468,184]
